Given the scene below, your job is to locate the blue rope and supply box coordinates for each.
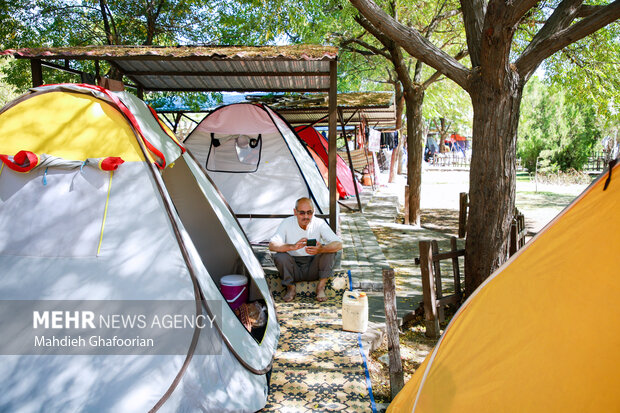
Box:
[358,333,378,413]
[42,168,48,186]
[348,270,378,413]
[347,269,353,291]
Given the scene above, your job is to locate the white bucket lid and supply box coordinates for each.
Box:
[220,274,248,287]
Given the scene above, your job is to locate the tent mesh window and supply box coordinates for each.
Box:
[206,134,262,173]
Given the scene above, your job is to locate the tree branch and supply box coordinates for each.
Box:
[341,40,390,58]
[506,0,542,27]
[577,4,607,17]
[516,0,620,77]
[349,0,471,90]
[459,0,486,67]
[423,0,449,39]
[521,0,583,57]
[354,15,394,54]
[423,49,469,89]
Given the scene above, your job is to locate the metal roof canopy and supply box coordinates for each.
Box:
[5,44,343,223]
[5,45,338,93]
[157,91,396,129]
[255,92,396,129]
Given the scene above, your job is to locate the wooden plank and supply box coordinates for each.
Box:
[437,294,461,307]
[458,192,468,238]
[431,241,445,322]
[404,185,410,225]
[518,214,526,248]
[432,249,465,261]
[419,241,440,338]
[451,237,462,299]
[509,219,518,257]
[382,268,404,399]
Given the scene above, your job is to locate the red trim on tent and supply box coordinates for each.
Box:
[77,84,167,169]
[147,105,186,153]
[99,157,125,171]
[0,151,39,172]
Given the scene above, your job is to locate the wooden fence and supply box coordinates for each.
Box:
[431,152,471,168]
[583,152,608,173]
[458,192,468,238]
[419,237,465,338]
[509,210,526,257]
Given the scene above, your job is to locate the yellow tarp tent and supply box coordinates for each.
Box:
[389,160,620,412]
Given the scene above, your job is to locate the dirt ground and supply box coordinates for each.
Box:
[365,167,590,407]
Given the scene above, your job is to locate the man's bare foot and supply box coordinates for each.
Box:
[283,286,296,302]
[316,278,328,302]
[316,289,327,302]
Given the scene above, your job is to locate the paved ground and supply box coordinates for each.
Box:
[255,170,468,325]
[258,167,589,411]
[340,179,465,325]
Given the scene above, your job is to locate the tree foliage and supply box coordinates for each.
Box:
[518,76,602,172]
[0,0,221,93]
[349,0,620,293]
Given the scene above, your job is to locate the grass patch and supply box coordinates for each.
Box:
[517,191,577,210]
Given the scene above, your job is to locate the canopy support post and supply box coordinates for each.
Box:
[328,60,338,232]
[31,59,43,87]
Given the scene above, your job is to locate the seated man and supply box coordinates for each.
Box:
[269,197,342,302]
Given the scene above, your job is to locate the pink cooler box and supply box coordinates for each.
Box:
[220,274,248,310]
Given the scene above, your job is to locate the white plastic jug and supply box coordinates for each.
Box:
[342,290,368,333]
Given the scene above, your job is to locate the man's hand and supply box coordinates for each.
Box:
[269,238,307,253]
[292,238,307,251]
[305,241,322,255]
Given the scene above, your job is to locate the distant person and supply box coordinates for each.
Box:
[269,197,343,302]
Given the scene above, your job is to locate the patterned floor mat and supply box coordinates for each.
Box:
[262,274,373,412]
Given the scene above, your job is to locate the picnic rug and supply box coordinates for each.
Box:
[262,273,374,412]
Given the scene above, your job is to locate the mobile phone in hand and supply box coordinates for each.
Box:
[307,239,316,246]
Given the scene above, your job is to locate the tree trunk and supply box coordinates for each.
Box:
[388,85,405,183]
[99,0,115,45]
[438,117,449,153]
[464,72,524,296]
[405,86,424,226]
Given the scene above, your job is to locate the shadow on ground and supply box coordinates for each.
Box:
[420,209,460,236]
[518,191,578,210]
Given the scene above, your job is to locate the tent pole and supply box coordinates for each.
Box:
[328,60,338,232]
[338,108,363,212]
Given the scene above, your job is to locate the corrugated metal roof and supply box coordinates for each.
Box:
[253,92,397,128]
[2,45,337,92]
[156,91,397,128]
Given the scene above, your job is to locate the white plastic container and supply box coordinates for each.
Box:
[342,290,368,333]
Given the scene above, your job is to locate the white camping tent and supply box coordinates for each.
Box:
[184,103,335,243]
[0,84,279,412]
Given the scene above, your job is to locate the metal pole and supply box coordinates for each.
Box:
[328,60,338,232]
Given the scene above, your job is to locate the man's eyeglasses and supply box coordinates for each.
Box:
[297,209,314,216]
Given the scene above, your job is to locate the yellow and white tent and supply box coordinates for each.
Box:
[0,84,279,412]
[389,160,620,412]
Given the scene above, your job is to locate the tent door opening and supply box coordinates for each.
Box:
[162,156,268,342]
